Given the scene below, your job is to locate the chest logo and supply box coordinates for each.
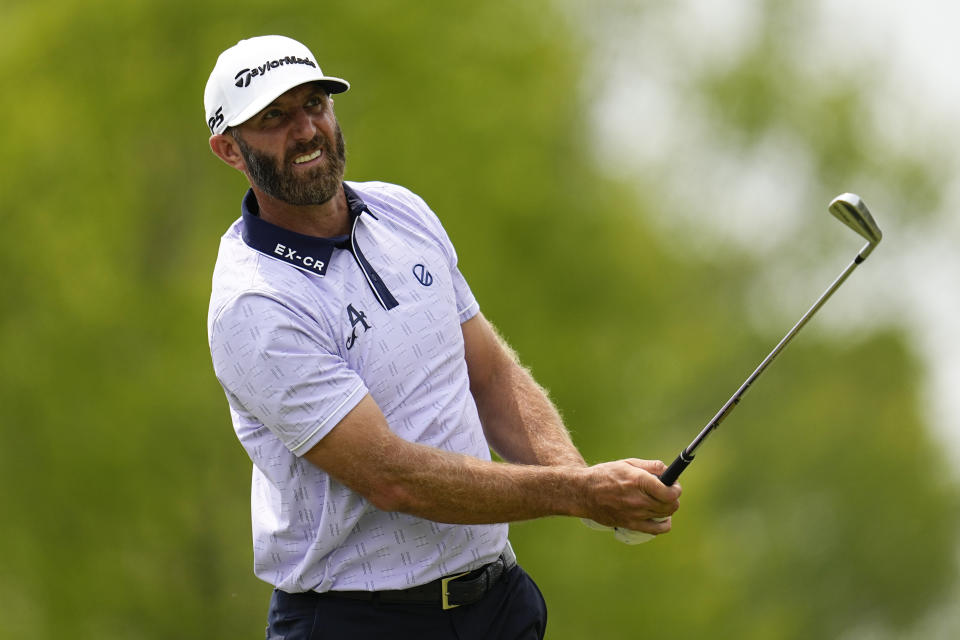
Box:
[412,263,433,287]
[345,304,371,350]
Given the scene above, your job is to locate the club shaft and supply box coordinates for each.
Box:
[660,242,872,486]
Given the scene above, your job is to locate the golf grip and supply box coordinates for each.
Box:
[659,452,692,486]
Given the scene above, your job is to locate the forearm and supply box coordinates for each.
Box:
[464,313,585,467]
[474,359,585,467]
[366,436,588,524]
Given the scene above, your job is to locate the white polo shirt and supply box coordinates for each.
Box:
[207,181,509,593]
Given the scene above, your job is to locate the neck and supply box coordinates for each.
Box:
[251,183,350,238]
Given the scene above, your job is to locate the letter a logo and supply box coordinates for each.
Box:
[345,304,371,350]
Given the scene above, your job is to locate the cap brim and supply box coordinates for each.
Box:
[225,76,350,129]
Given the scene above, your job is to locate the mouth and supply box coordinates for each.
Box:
[293,148,323,165]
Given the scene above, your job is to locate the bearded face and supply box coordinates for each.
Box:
[232,120,346,206]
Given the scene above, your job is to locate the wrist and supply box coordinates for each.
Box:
[558,465,594,519]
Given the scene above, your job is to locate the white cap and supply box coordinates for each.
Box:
[204,35,349,135]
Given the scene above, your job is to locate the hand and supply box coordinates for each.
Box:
[583,459,681,533]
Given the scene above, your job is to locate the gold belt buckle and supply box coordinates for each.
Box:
[441,571,469,610]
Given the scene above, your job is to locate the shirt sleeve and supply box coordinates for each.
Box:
[391,185,479,322]
[209,291,368,456]
[450,261,479,323]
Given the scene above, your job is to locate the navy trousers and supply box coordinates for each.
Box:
[265,565,547,639]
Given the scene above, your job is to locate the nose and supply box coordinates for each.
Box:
[290,108,318,140]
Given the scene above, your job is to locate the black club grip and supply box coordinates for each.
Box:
[659,452,693,486]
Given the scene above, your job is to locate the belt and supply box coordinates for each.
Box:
[325,548,516,610]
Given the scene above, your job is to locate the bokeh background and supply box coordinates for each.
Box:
[3,0,959,637]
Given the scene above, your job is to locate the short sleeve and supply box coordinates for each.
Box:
[450,262,479,323]
[209,292,368,456]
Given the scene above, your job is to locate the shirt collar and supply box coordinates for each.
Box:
[239,184,398,310]
[239,184,368,277]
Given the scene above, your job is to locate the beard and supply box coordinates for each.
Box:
[233,122,346,206]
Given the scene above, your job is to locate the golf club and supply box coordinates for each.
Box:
[659,193,882,486]
[588,193,882,544]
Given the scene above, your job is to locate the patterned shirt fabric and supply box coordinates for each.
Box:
[208,181,509,593]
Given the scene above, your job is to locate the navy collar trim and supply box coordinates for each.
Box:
[239,185,399,310]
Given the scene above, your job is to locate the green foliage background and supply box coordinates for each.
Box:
[2,0,957,638]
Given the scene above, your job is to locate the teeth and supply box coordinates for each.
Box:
[294,149,323,164]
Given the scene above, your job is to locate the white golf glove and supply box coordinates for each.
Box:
[581,518,664,545]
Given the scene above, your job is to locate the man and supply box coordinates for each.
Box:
[204,35,681,639]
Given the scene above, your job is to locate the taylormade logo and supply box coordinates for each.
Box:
[234,55,317,88]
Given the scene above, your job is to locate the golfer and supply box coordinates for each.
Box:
[204,35,681,639]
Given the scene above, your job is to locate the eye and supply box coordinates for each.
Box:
[305,93,328,111]
[262,108,284,121]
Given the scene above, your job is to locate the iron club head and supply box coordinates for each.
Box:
[829,193,883,257]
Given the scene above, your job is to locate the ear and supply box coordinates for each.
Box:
[209,133,246,171]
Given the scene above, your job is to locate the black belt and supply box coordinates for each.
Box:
[324,552,515,610]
